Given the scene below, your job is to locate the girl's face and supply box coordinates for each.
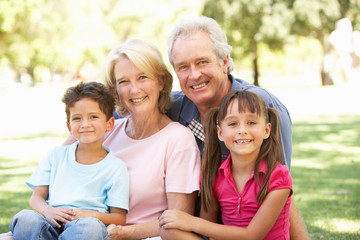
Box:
[217,100,271,161]
[114,57,164,117]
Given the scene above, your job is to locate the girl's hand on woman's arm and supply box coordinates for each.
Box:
[160,189,291,240]
[159,209,195,232]
[160,192,204,240]
[189,188,291,240]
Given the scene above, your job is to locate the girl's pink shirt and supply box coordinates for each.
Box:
[213,155,292,239]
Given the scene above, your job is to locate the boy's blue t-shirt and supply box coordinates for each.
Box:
[26,141,129,213]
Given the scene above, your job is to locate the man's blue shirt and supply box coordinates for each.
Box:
[167,74,292,170]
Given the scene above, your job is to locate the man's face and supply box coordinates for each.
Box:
[171,31,229,109]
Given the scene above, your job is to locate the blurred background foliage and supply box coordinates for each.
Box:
[0,0,359,87]
[203,0,360,86]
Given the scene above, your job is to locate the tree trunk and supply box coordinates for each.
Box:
[321,68,334,86]
[320,35,334,86]
[253,44,260,86]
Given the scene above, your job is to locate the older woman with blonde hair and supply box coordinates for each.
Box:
[103,38,201,240]
[0,39,200,240]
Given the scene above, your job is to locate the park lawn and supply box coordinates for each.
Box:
[0,114,359,239]
[290,114,360,239]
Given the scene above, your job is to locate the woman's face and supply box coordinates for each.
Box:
[114,57,164,117]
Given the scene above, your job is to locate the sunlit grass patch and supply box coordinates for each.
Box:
[291,115,360,239]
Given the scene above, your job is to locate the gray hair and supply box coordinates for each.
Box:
[168,16,234,74]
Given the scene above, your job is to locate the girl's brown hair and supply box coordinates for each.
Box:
[201,90,284,211]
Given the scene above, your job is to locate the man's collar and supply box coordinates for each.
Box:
[180,97,200,124]
[229,74,248,91]
[180,74,238,124]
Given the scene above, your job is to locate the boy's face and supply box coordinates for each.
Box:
[67,97,114,145]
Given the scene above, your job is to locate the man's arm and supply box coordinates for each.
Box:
[290,200,309,239]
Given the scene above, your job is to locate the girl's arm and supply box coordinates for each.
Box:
[160,188,290,240]
[160,192,203,240]
[106,192,199,240]
[30,186,75,228]
[73,207,126,226]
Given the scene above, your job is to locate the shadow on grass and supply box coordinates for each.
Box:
[309,225,360,240]
[0,191,32,233]
[291,115,360,239]
[292,114,360,148]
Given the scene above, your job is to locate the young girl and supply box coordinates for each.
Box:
[159,90,293,239]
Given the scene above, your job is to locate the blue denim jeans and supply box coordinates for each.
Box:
[10,209,109,240]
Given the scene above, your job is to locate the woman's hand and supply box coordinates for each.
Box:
[159,209,195,232]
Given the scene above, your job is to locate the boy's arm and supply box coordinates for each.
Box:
[73,207,126,226]
[30,186,75,228]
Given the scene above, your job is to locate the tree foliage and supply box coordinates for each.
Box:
[202,0,294,86]
[202,0,360,86]
[290,0,360,85]
[0,0,203,83]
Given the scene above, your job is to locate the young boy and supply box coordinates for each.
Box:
[9,82,129,240]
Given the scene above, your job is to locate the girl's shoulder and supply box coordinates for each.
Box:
[270,163,291,180]
[268,163,293,193]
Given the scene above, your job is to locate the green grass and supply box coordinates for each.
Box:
[0,131,68,233]
[291,115,360,239]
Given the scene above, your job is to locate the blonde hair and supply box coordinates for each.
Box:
[104,38,173,116]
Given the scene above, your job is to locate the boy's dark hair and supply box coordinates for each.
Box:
[62,81,115,122]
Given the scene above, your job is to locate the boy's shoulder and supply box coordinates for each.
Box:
[104,148,127,169]
[44,143,74,158]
